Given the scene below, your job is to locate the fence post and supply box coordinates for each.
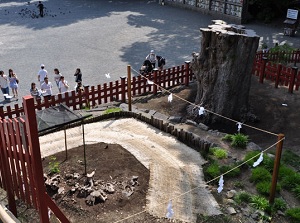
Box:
[269,133,285,204]
[289,67,298,93]
[120,76,126,103]
[259,57,267,83]
[184,61,190,86]
[23,95,50,223]
[127,65,132,111]
[153,68,158,95]
[275,64,282,88]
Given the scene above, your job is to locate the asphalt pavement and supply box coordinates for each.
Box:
[0,0,299,107]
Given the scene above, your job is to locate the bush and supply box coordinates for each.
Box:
[210,147,228,159]
[278,165,295,180]
[231,133,249,148]
[222,134,233,142]
[292,185,300,199]
[205,163,221,179]
[250,167,272,183]
[243,151,261,166]
[286,208,300,222]
[281,172,300,190]
[49,156,60,174]
[234,191,252,204]
[250,195,270,211]
[256,181,281,196]
[220,165,240,178]
[273,198,287,212]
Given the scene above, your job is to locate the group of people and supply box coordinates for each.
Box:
[0,69,19,100]
[141,50,166,74]
[30,64,84,102]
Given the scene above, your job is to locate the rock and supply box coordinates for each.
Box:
[73,173,80,179]
[185,119,197,126]
[168,116,182,123]
[226,190,237,198]
[65,173,73,180]
[277,210,285,216]
[198,122,209,131]
[241,207,251,216]
[227,207,237,215]
[225,199,235,204]
[246,142,262,151]
[58,187,64,195]
[105,183,115,193]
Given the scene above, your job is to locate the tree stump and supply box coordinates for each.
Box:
[191,20,259,123]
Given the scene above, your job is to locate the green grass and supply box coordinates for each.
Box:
[209,147,228,159]
[205,163,221,179]
[103,107,122,114]
[250,195,270,211]
[286,208,300,222]
[234,191,252,204]
[273,198,287,212]
[282,150,300,170]
[281,172,300,190]
[222,133,249,148]
[250,167,272,183]
[220,164,240,177]
[49,156,60,174]
[256,181,281,196]
[292,185,300,199]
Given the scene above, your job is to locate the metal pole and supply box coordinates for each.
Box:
[82,120,87,175]
[269,133,285,204]
[127,65,132,111]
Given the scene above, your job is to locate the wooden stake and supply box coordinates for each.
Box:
[269,133,284,204]
[127,65,132,111]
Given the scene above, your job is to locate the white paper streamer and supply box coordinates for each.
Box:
[253,152,264,167]
[198,107,205,115]
[168,93,173,102]
[147,80,154,85]
[105,73,111,78]
[236,122,242,133]
[217,175,224,193]
[166,200,174,219]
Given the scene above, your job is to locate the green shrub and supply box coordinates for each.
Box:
[250,167,272,183]
[243,151,261,166]
[205,163,221,179]
[49,156,60,174]
[222,134,233,142]
[234,191,252,204]
[282,150,300,170]
[281,172,300,190]
[278,165,295,180]
[256,181,281,196]
[233,181,244,189]
[231,133,249,148]
[292,185,300,199]
[250,195,270,211]
[220,165,240,177]
[286,208,300,222]
[243,151,274,170]
[103,107,122,114]
[273,198,287,212]
[210,147,228,159]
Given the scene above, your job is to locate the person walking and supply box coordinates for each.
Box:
[37,1,44,17]
[0,70,10,99]
[38,64,48,86]
[145,50,156,68]
[40,77,53,100]
[58,76,69,94]
[53,68,62,88]
[74,68,82,84]
[8,69,19,98]
[156,55,166,71]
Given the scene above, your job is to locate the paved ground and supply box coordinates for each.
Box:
[0,0,299,107]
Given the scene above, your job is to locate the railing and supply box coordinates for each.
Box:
[0,62,192,119]
[255,50,300,65]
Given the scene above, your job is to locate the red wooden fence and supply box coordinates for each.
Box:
[255,50,300,64]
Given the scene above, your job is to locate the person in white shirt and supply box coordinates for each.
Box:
[0,70,10,99]
[58,76,69,94]
[38,64,48,86]
[40,77,53,100]
[53,68,62,88]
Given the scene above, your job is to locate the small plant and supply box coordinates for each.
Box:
[292,185,300,199]
[220,165,240,177]
[233,181,244,189]
[210,147,227,159]
[250,195,270,211]
[234,191,252,204]
[205,163,221,179]
[231,133,249,148]
[278,165,295,180]
[243,151,274,170]
[222,134,233,141]
[256,181,281,196]
[103,107,122,114]
[281,172,300,190]
[243,150,261,166]
[250,167,272,183]
[273,198,287,212]
[286,207,300,222]
[49,156,60,174]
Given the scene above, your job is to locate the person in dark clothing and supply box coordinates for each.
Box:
[74,68,82,83]
[156,55,166,71]
[37,1,44,17]
[140,60,153,74]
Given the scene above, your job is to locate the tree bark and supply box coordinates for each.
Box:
[191,20,259,123]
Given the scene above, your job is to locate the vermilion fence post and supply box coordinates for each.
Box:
[153,68,158,94]
[259,57,268,83]
[127,65,132,111]
[269,134,285,204]
[275,64,282,88]
[184,61,190,86]
[120,76,126,103]
[23,95,50,223]
[289,67,298,93]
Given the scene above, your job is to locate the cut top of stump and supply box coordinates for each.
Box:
[202,20,258,37]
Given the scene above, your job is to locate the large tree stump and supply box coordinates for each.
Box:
[191,20,259,123]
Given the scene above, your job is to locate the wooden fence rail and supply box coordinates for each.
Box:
[256,50,300,64]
